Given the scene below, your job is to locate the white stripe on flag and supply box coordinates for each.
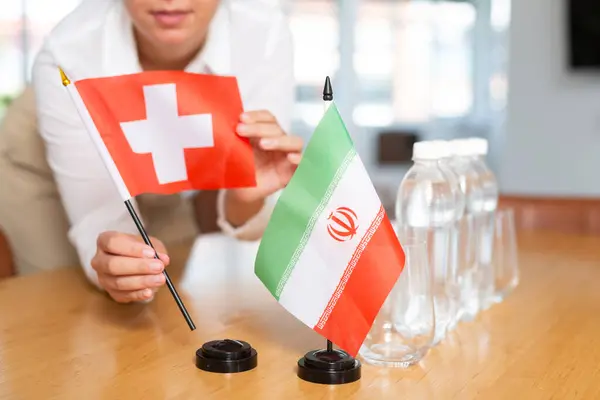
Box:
[65,84,131,201]
[278,154,382,328]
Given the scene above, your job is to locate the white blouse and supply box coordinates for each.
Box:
[31,0,294,287]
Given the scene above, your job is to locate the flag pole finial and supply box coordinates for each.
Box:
[323,76,333,101]
[58,67,71,86]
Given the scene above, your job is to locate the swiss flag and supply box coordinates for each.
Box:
[71,71,256,199]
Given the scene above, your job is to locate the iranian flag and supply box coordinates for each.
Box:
[254,103,406,356]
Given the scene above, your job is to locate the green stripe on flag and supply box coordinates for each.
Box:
[255,103,355,299]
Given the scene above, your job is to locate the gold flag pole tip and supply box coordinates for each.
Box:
[59,67,71,86]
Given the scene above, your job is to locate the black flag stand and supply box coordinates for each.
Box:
[296,77,361,385]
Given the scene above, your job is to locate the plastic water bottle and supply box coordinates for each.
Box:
[467,138,499,309]
[434,140,466,329]
[448,139,485,321]
[395,141,457,345]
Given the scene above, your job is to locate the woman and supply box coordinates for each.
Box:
[32,0,302,303]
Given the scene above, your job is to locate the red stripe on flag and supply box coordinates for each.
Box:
[314,206,406,356]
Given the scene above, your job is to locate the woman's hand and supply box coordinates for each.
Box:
[231,110,303,204]
[91,231,170,303]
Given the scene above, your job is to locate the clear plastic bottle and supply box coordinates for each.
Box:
[395,141,457,345]
[467,138,499,310]
[434,140,466,329]
[448,139,485,321]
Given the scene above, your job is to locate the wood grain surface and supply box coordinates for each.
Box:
[1,231,599,400]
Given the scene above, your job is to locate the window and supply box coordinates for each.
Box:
[287,0,339,135]
[490,0,511,112]
[1,0,503,133]
[0,0,80,117]
[353,3,395,127]
[0,3,27,109]
[354,1,476,127]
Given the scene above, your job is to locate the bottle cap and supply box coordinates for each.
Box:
[468,138,488,155]
[195,339,258,373]
[412,140,450,160]
[449,139,474,157]
[430,140,452,159]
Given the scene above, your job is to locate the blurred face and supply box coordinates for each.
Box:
[125,0,220,47]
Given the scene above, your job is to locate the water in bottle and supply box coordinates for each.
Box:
[467,138,499,310]
[434,140,466,329]
[395,141,457,345]
[448,139,485,321]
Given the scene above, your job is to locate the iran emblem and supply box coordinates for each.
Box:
[327,206,359,242]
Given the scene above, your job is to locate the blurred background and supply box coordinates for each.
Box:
[1,0,599,222]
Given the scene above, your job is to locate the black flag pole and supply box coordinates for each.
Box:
[124,200,196,331]
[295,77,361,385]
[322,76,334,355]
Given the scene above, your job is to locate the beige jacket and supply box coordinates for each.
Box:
[0,87,200,276]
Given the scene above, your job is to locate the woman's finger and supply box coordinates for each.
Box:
[97,231,155,258]
[97,232,169,261]
[157,252,170,265]
[240,110,277,123]
[92,252,164,276]
[260,135,304,152]
[237,122,284,138]
[109,288,155,303]
[100,272,166,292]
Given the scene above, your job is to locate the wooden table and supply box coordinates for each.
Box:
[1,231,600,400]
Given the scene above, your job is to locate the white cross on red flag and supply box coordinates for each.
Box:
[64,70,256,200]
